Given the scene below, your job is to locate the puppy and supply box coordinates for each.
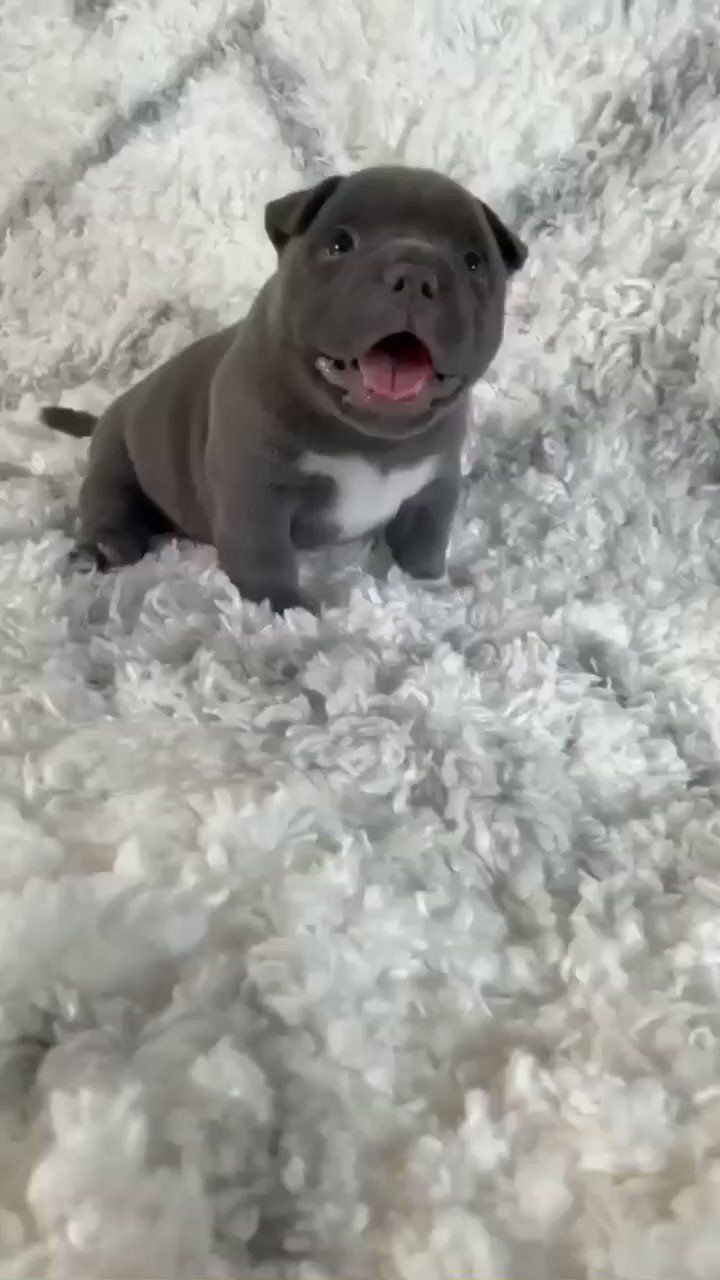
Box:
[42,166,527,613]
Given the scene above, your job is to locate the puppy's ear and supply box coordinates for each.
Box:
[479,201,527,274]
[264,175,345,253]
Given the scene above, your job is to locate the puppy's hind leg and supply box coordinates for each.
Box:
[74,420,169,571]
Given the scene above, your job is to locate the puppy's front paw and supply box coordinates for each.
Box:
[386,527,449,582]
[400,552,447,582]
[69,534,148,572]
[268,586,319,616]
[68,541,106,573]
[240,581,319,615]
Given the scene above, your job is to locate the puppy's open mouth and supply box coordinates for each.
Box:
[317,331,441,407]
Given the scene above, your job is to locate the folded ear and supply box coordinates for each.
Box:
[479,200,528,274]
[264,175,345,253]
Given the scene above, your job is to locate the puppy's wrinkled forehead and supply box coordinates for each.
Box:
[265,165,527,274]
[307,166,484,246]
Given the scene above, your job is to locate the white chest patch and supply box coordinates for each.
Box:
[299,452,438,541]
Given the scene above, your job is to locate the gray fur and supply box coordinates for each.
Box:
[42,165,526,613]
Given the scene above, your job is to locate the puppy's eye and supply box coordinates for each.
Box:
[328,228,356,256]
[465,250,485,273]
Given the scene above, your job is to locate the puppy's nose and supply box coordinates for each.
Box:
[384,261,438,302]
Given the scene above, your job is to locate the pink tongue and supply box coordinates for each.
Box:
[358,340,434,401]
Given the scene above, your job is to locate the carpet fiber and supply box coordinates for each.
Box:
[2,1,720,1276]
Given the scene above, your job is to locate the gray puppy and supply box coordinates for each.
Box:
[42,166,526,613]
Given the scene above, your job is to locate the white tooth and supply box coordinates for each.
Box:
[316,356,348,390]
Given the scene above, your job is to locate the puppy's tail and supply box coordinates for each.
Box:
[40,405,97,438]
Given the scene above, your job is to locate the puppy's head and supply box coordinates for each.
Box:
[264,165,526,439]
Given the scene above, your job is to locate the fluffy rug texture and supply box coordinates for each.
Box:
[3,0,720,1276]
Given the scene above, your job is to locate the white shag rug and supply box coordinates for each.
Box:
[3,1,720,1276]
